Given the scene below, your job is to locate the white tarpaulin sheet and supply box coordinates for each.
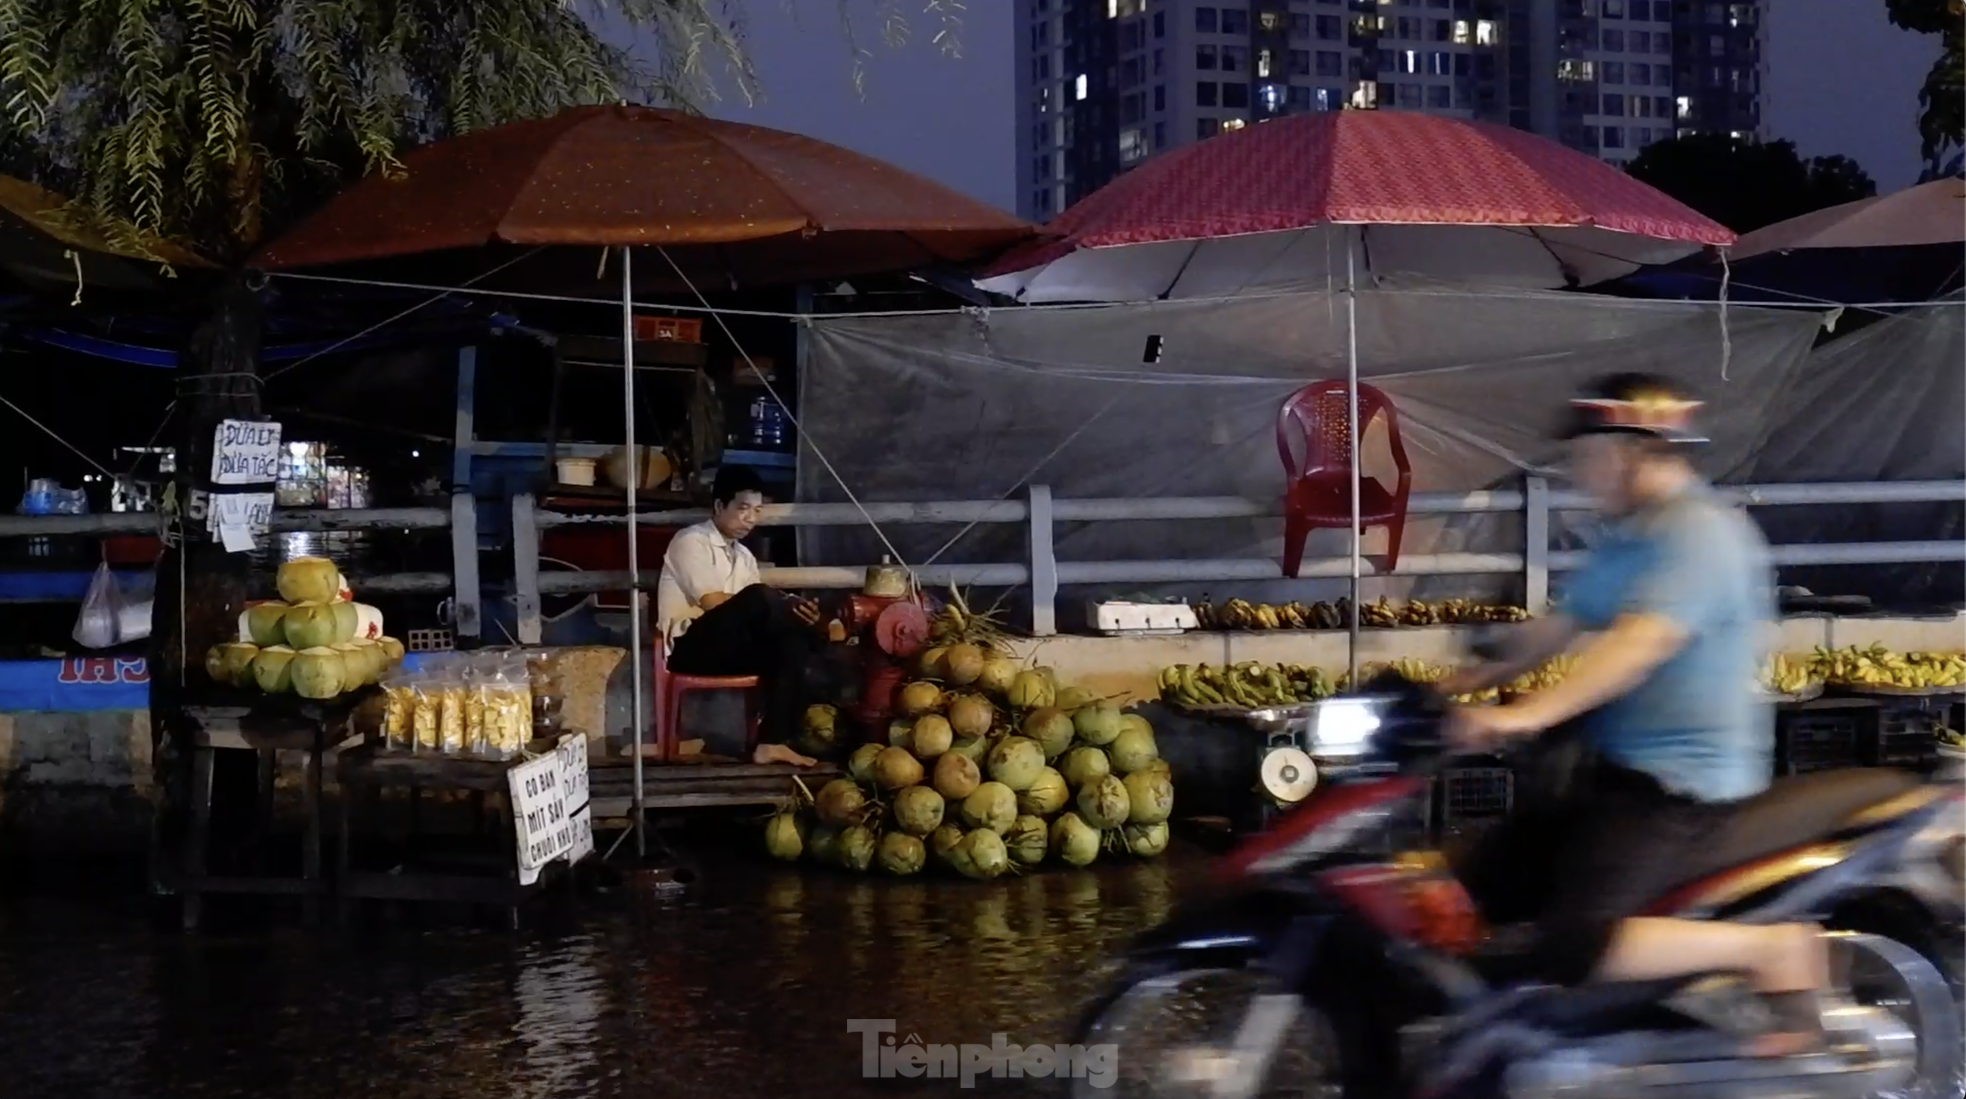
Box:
[794,288,1943,606]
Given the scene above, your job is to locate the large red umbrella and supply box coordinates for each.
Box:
[257,106,1036,849]
[256,104,1035,291]
[980,110,1733,301]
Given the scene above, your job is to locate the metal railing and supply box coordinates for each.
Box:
[507,478,1966,642]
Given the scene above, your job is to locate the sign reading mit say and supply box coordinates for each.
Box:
[210,420,283,485]
[508,734,593,886]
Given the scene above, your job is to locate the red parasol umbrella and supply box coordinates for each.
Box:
[255,104,1034,291]
[980,109,1733,302]
[256,106,1037,851]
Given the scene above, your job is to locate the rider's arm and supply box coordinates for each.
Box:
[1504,612,1688,730]
[1439,613,1580,695]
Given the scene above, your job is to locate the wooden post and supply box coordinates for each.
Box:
[1028,484,1057,637]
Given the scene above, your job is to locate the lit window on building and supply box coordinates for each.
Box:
[1075,73,1088,99]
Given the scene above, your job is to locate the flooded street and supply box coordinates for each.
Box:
[0,845,1209,1098]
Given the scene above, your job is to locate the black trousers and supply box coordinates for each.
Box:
[667,584,815,746]
[1459,757,1731,985]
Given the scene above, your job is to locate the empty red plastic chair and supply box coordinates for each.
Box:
[1278,380,1412,577]
[652,638,762,761]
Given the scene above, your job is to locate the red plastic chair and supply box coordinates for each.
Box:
[653,638,763,761]
[1277,380,1413,578]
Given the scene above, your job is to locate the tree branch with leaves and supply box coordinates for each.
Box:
[1886,0,1964,172]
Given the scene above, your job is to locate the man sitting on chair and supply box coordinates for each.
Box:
[656,466,823,767]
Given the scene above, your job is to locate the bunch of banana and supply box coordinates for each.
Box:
[1809,645,1966,691]
[1499,655,1576,697]
[1159,662,1333,708]
[1758,653,1819,696]
[1192,597,1532,631]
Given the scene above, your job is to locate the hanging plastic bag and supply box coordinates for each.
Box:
[72,561,125,649]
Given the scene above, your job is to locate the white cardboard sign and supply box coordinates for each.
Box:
[509,734,593,886]
[210,420,282,485]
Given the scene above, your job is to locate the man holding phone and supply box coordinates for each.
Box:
[657,466,828,766]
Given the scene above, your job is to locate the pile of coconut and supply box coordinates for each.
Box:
[765,641,1174,878]
[202,556,406,701]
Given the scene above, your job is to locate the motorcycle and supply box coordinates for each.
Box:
[1072,673,1965,1099]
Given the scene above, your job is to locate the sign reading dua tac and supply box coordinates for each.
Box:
[210,419,282,485]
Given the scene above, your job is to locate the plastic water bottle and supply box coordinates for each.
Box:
[749,396,788,450]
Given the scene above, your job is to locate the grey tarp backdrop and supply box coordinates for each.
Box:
[794,288,1942,610]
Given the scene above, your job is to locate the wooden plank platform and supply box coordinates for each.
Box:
[588,758,839,819]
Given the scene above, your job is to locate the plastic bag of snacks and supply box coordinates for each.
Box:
[411,675,441,753]
[481,654,532,759]
[381,671,415,752]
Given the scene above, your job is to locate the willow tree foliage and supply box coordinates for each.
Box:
[0,0,965,260]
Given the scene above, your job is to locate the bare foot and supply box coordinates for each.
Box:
[753,742,817,767]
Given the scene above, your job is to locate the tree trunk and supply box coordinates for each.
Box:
[149,273,265,859]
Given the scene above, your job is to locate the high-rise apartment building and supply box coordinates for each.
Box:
[1014,1,1764,222]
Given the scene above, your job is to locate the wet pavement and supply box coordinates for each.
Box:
[0,844,1210,1099]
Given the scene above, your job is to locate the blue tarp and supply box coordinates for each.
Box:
[0,652,444,712]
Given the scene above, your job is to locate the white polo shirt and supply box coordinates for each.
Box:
[656,520,762,637]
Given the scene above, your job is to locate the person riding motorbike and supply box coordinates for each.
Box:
[1437,373,1828,1056]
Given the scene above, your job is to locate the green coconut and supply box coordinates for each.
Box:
[948,736,989,764]
[954,829,1010,880]
[1124,770,1175,825]
[1051,812,1101,867]
[947,694,996,739]
[943,643,986,686]
[816,778,870,827]
[892,785,946,836]
[803,704,841,749]
[282,601,340,650]
[1119,712,1153,740]
[911,714,954,760]
[808,825,843,866]
[1060,746,1113,790]
[211,642,259,687]
[1006,814,1049,866]
[1140,757,1173,781]
[250,645,297,693]
[1021,707,1075,759]
[244,602,289,647]
[1017,767,1070,817]
[837,825,878,872]
[328,600,360,644]
[1123,821,1170,857]
[1110,724,1160,774]
[1006,671,1055,710]
[276,556,342,605]
[1078,774,1132,830]
[332,642,377,687]
[765,812,807,860]
[377,636,406,665]
[878,832,927,876]
[1056,685,1097,712]
[928,824,966,867]
[897,681,944,717]
[204,645,229,685]
[290,647,345,700]
[916,646,949,680]
[932,752,982,801]
[977,655,1019,697]
[848,743,885,786]
[986,736,1047,792]
[874,746,925,791]
[961,781,1018,835]
[1073,701,1124,746]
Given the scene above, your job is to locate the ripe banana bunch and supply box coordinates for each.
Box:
[1500,655,1575,697]
[1809,645,1966,690]
[1193,597,1529,631]
[1159,662,1332,708]
[1759,653,1819,696]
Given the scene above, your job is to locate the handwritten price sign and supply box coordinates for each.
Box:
[508,734,593,885]
[210,420,282,486]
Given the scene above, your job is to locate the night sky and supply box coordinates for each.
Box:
[683,0,1941,213]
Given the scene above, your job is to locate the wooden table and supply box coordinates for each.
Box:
[586,756,841,820]
[161,695,367,931]
[335,745,572,927]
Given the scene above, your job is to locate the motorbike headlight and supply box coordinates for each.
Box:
[1310,698,1382,761]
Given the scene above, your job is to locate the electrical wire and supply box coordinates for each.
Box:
[0,389,117,477]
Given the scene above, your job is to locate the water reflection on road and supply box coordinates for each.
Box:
[0,847,1208,1098]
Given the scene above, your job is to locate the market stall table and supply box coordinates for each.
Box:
[158,694,368,930]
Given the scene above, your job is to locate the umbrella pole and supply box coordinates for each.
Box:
[1345,230,1361,687]
[622,245,646,858]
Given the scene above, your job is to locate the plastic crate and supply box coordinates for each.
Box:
[1778,706,1867,775]
[1439,767,1514,827]
[634,315,703,343]
[1870,696,1955,769]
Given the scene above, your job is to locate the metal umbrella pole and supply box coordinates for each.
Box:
[1345,229,1362,687]
[621,245,647,857]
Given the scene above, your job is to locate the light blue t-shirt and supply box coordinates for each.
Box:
[1556,484,1776,804]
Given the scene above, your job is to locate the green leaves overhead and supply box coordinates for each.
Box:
[0,0,965,260]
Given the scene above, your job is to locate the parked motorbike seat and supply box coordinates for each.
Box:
[1667,768,1923,889]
